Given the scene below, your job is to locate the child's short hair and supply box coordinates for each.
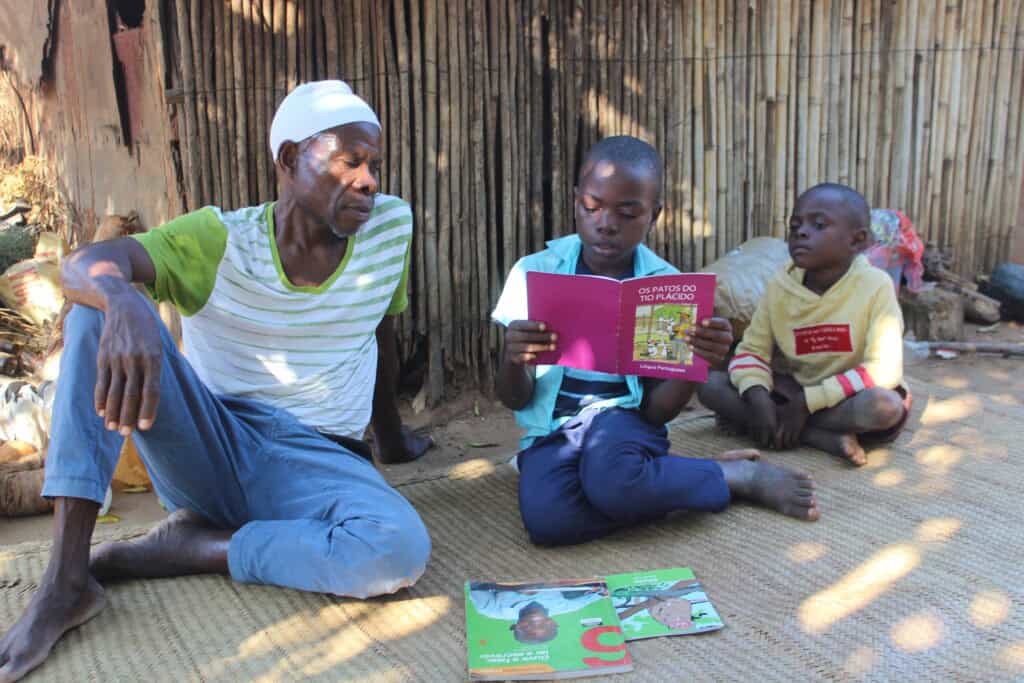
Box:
[579,136,664,201]
[517,601,547,618]
[798,182,871,230]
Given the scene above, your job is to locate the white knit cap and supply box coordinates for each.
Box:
[269,80,380,161]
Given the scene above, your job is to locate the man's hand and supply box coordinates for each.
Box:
[744,386,778,449]
[375,424,434,464]
[94,292,163,435]
[504,320,557,365]
[775,390,809,450]
[687,317,733,369]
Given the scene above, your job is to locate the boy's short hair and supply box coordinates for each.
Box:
[579,136,664,202]
[799,182,871,230]
[518,601,547,618]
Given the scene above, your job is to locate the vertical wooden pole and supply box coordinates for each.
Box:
[949,2,980,269]
[908,0,934,226]
[422,0,443,402]
[988,1,1021,269]
[231,0,249,207]
[323,0,339,76]
[823,0,841,182]
[837,0,854,185]
[175,0,200,209]
[245,0,259,202]
[258,0,274,201]
[964,1,996,269]
[690,0,705,268]
[796,0,810,192]
[285,0,298,92]
[470,0,490,386]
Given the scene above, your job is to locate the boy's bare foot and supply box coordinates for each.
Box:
[720,459,820,521]
[0,575,105,682]
[802,426,867,466]
[89,509,232,582]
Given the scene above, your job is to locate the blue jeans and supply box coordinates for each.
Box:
[43,305,431,599]
[517,408,731,546]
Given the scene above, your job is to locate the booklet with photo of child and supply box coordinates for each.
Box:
[526,271,717,382]
[605,567,725,640]
[464,578,633,680]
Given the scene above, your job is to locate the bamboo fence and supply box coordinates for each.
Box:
[164,0,1024,402]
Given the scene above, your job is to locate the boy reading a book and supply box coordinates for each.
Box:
[698,183,909,466]
[491,136,820,547]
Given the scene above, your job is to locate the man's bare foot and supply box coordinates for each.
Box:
[802,426,867,466]
[720,459,820,521]
[375,427,434,465]
[89,509,232,582]
[0,576,105,682]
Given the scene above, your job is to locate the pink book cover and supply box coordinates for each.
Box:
[526,271,717,382]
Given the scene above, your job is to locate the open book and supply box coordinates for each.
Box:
[464,578,632,680]
[605,567,725,640]
[526,271,717,381]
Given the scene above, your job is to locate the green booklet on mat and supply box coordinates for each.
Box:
[605,567,724,641]
[464,578,633,680]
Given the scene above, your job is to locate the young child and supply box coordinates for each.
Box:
[698,183,909,466]
[491,136,819,547]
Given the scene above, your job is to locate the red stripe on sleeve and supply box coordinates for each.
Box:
[854,366,875,388]
[732,353,769,366]
[836,372,856,397]
[729,364,771,373]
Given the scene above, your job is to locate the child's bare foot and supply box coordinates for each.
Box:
[0,575,105,682]
[720,459,820,521]
[802,426,867,466]
[89,509,232,582]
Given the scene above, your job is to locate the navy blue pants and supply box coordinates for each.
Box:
[517,408,731,546]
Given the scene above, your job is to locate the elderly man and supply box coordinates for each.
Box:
[0,81,432,682]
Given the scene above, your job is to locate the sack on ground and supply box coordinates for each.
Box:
[0,379,54,450]
[982,263,1024,321]
[0,257,63,326]
[701,237,791,340]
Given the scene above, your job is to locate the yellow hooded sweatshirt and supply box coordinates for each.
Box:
[728,254,904,414]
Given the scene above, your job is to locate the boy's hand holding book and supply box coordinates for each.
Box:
[685,318,733,369]
[504,320,557,365]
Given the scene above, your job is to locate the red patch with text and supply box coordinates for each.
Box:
[793,324,853,355]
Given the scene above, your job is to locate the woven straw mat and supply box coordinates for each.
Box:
[2,376,1022,681]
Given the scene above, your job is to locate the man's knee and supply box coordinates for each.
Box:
[377,519,431,590]
[325,512,431,598]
